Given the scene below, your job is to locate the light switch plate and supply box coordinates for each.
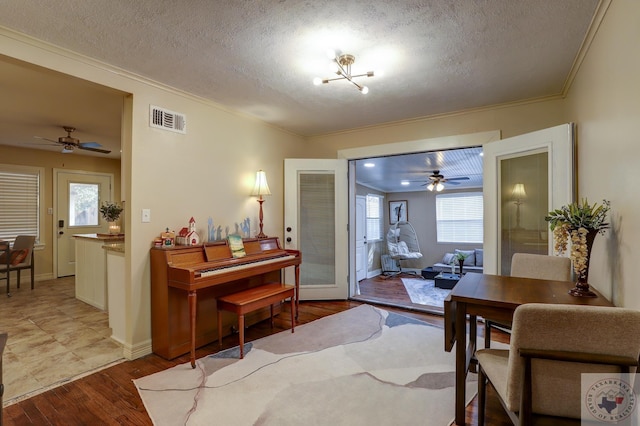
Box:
[142,209,151,223]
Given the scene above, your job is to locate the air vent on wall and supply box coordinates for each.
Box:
[150,105,187,134]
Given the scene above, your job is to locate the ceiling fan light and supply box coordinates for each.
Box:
[427,183,435,191]
[313,77,322,86]
[436,182,444,191]
[361,86,369,94]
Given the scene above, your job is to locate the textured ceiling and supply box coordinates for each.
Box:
[0,1,600,189]
[0,0,599,137]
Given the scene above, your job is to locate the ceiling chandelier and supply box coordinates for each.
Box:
[313,51,374,94]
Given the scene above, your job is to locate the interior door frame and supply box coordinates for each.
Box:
[53,168,115,278]
[338,130,501,297]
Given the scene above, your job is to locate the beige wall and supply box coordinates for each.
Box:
[563,0,640,308]
[306,99,567,158]
[0,145,121,280]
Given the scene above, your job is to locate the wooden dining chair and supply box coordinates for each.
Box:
[477,303,640,426]
[484,253,571,348]
[0,241,10,297]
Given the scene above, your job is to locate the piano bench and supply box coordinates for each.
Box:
[217,283,296,359]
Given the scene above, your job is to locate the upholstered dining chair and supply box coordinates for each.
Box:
[477,303,640,426]
[484,253,572,348]
[0,235,36,296]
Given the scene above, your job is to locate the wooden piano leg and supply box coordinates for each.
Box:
[294,264,300,320]
[270,304,274,328]
[290,295,295,333]
[189,290,197,369]
[239,314,245,359]
[218,308,223,349]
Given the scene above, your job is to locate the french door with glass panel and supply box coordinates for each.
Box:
[483,124,575,275]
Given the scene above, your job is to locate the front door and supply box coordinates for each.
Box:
[55,170,113,277]
[284,159,348,300]
[483,123,575,275]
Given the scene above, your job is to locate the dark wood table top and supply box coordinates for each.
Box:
[449,272,614,309]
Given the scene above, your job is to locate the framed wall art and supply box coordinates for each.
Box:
[389,200,407,224]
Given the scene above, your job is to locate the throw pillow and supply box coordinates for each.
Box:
[442,253,455,264]
[475,248,484,266]
[397,241,409,254]
[0,249,29,266]
[455,249,475,266]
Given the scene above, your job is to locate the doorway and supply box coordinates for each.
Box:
[54,169,114,277]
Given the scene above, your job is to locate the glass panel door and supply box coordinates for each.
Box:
[499,151,549,275]
[284,159,348,300]
[299,172,336,285]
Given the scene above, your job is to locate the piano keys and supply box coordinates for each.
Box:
[150,237,301,365]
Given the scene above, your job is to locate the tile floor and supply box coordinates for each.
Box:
[1,276,124,406]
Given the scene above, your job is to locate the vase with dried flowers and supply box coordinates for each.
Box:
[100,201,124,234]
[545,199,610,297]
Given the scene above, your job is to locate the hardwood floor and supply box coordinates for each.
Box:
[3,293,512,425]
[354,273,447,314]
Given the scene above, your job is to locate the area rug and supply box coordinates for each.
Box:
[134,304,476,426]
[401,278,451,307]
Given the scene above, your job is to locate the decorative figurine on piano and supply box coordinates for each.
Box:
[161,228,175,247]
[186,217,200,245]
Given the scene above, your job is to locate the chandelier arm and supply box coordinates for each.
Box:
[334,60,351,80]
[348,79,364,91]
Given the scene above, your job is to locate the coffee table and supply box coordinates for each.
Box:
[434,273,460,289]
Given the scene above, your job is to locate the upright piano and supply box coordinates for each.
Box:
[150,237,301,364]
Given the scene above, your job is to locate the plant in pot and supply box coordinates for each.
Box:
[452,252,469,275]
[545,199,610,297]
[100,201,124,234]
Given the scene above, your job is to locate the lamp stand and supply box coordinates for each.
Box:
[514,199,523,229]
[256,196,267,239]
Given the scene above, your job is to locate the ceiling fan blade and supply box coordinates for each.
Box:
[78,145,111,154]
[79,141,102,149]
[34,136,61,144]
[447,181,461,185]
[445,177,470,181]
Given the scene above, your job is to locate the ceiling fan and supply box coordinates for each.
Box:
[423,170,469,191]
[34,126,111,154]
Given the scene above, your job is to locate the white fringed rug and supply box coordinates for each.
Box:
[134,305,476,426]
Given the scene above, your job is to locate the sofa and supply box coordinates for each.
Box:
[432,248,483,273]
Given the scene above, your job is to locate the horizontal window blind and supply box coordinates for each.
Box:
[0,166,40,243]
[436,192,483,243]
[365,194,384,241]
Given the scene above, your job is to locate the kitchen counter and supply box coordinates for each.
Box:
[73,234,124,310]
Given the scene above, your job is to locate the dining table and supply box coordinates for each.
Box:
[443,272,614,426]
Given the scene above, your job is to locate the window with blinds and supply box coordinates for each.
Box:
[0,165,42,243]
[436,192,483,243]
[365,194,384,241]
